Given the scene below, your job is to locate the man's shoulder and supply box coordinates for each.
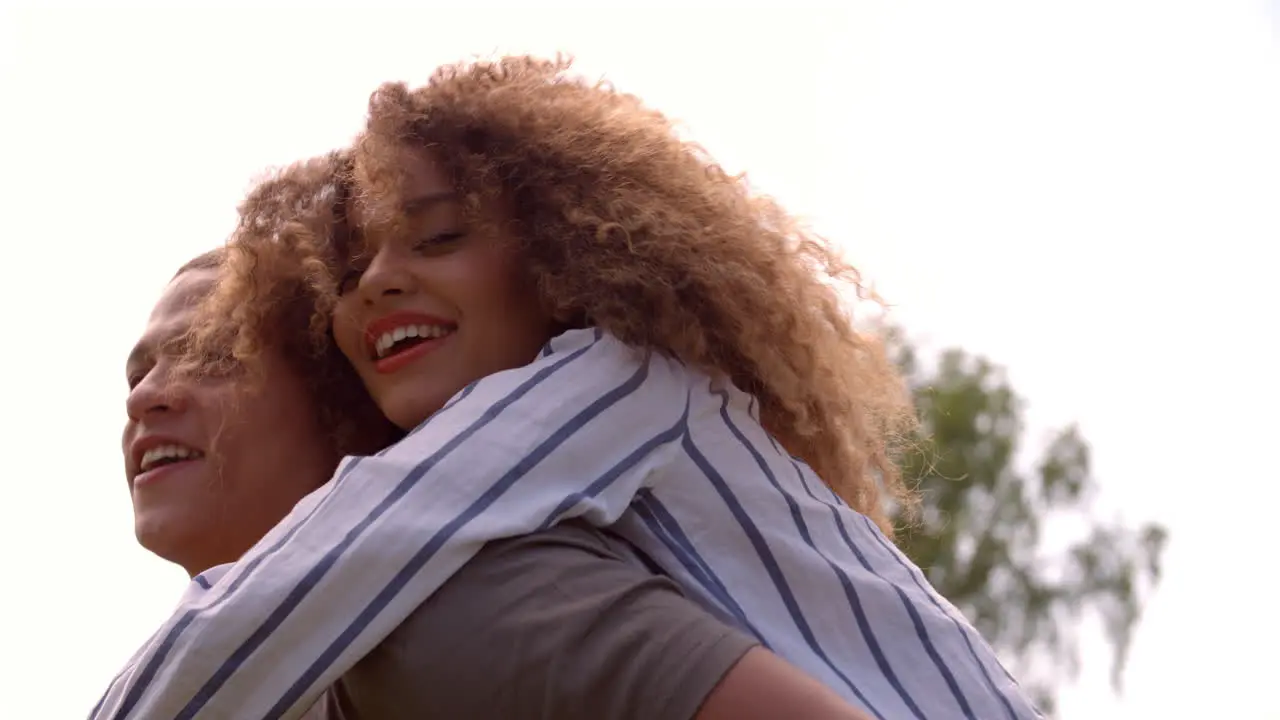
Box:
[329,520,755,720]
[329,521,647,718]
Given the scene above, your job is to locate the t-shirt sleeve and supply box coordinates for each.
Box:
[332,521,759,720]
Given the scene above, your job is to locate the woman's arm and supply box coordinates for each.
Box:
[305,520,867,720]
[94,330,696,719]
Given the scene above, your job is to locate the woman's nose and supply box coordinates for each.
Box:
[356,245,415,303]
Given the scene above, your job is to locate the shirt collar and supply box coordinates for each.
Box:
[179,563,233,604]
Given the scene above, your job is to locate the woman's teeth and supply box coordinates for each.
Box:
[375,324,452,358]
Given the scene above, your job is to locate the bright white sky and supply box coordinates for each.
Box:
[1,2,1277,718]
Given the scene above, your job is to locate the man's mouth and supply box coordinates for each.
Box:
[139,444,205,474]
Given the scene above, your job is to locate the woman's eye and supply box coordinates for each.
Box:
[414,231,465,251]
[338,269,363,295]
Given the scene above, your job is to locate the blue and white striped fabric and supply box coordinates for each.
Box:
[93,327,1041,720]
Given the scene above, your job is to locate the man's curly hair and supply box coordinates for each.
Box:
[191,55,918,535]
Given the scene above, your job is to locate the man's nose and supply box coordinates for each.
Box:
[125,362,189,422]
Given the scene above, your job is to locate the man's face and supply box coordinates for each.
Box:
[122,268,340,576]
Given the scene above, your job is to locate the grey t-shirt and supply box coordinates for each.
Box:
[302,520,758,719]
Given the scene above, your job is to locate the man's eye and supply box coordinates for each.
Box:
[196,343,240,377]
[159,335,193,358]
[126,369,148,390]
[156,335,238,376]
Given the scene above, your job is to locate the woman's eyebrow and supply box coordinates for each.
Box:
[400,191,456,215]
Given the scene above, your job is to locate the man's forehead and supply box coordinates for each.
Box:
[128,270,215,365]
[151,270,216,318]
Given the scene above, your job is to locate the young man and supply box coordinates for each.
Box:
[107,249,867,719]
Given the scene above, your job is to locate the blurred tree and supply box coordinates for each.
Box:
[889,332,1167,716]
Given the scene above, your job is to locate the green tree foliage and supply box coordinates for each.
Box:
[889,334,1167,715]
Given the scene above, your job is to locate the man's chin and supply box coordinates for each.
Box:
[134,513,212,573]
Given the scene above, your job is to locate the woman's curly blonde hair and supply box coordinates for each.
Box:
[192,55,918,535]
[178,157,401,459]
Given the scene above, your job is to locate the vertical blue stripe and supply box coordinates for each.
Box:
[856,514,1029,720]
[633,492,767,646]
[256,351,654,719]
[774,450,975,720]
[171,340,603,719]
[536,394,691,530]
[743,414,974,720]
[107,456,366,720]
[714,391,933,720]
[682,431,888,720]
[631,499,765,646]
[759,414,1024,719]
[91,658,136,720]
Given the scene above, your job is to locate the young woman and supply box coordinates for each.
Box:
[99,57,1040,720]
[111,247,868,720]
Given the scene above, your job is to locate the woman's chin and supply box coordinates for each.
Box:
[382,395,448,433]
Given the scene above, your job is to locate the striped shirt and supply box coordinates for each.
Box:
[93,327,1041,720]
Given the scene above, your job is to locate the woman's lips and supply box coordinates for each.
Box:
[373,332,453,374]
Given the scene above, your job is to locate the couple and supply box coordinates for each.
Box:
[123,249,819,719]
[105,56,1040,719]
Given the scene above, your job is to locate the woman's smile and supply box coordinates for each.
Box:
[364,310,459,374]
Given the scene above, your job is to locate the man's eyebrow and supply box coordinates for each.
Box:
[125,323,184,373]
[400,191,457,215]
[125,339,151,373]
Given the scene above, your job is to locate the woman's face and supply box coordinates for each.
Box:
[122,268,339,576]
[332,146,555,429]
